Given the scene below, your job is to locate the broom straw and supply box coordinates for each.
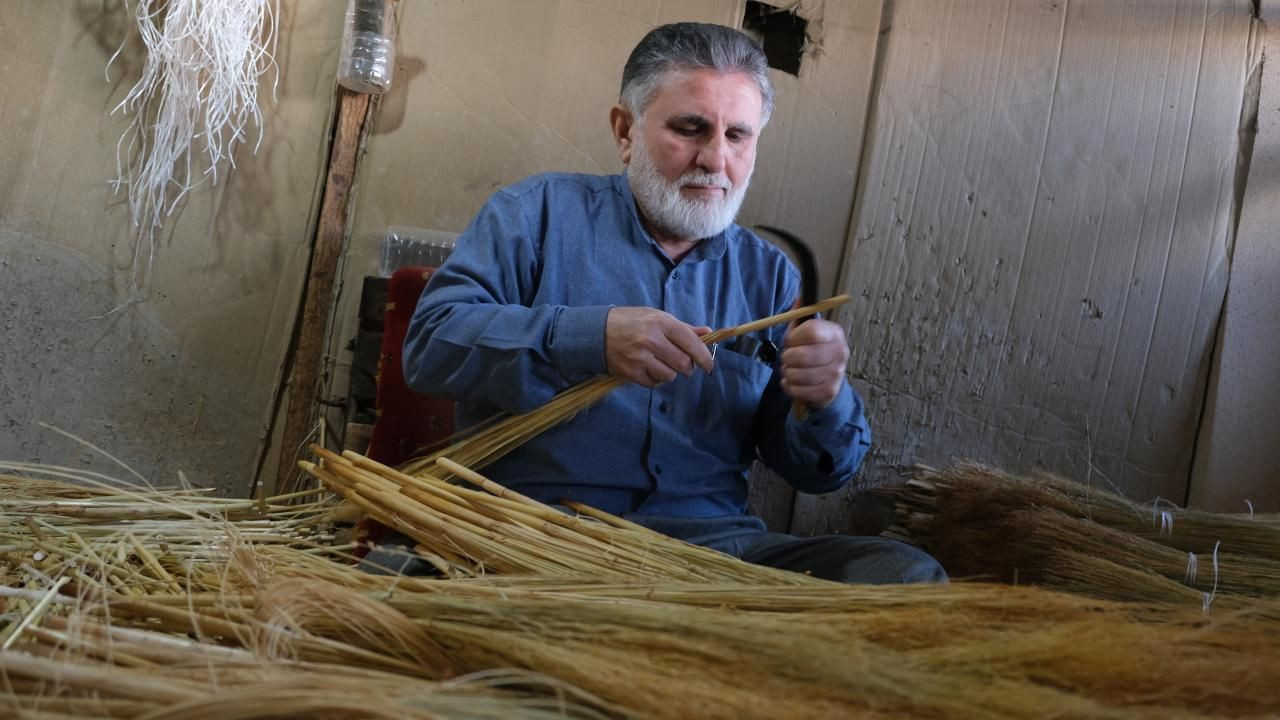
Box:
[7,479,1280,720]
[303,447,818,585]
[886,464,1280,605]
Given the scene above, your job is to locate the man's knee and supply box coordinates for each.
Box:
[843,537,947,585]
[742,534,947,584]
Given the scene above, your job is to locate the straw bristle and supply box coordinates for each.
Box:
[5,457,1280,718]
[6,363,1280,717]
[301,446,821,585]
[884,463,1280,608]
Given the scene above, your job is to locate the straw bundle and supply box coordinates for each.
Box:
[243,575,1280,720]
[15,561,1280,720]
[5,472,1280,718]
[0,474,614,719]
[0,462,351,623]
[301,445,819,585]
[885,463,1280,607]
[0,625,613,719]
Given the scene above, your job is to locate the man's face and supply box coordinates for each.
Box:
[619,69,764,243]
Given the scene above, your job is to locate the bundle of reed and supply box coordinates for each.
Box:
[6,515,1280,719]
[914,464,1280,556]
[0,618,614,719]
[1,508,616,719]
[0,461,349,531]
[44,562,1280,720]
[0,463,354,625]
[885,463,1280,605]
[300,445,819,585]
[399,294,851,478]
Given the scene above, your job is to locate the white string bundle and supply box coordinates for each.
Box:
[1183,542,1222,613]
[108,0,280,299]
[1202,540,1221,613]
[1149,497,1176,537]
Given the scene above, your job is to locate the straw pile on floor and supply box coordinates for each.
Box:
[0,464,615,719]
[4,460,1280,718]
[885,463,1280,610]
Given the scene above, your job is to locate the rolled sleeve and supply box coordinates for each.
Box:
[549,305,611,377]
[755,376,872,496]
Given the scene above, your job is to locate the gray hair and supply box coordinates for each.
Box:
[620,23,774,127]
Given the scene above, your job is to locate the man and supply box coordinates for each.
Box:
[401,22,944,584]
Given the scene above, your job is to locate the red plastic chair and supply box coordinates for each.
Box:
[356,266,455,555]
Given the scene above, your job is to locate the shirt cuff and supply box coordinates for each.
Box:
[796,381,857,440]
[549,304,611,376]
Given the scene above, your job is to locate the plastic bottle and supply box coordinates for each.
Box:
[380,226,459,276]
[337,0,396,94]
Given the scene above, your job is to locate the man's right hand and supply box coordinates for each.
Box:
[605,307,714,387]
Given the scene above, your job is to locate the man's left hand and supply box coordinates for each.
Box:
[780,318,850,410]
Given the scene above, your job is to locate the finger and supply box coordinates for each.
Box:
[781,343,842,370]
[691,325,713,336]
[786,318,845,347]
[650,338,696,377]
[781,366,842,397]
[781,380,839,408]
[782,364,841,389]
[666,324,715,374]
[782,355,842,382]
[644,363,677,386]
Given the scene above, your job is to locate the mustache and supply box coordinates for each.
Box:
[679,173,732,190]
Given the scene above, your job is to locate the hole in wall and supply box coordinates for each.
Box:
[743,1,809,77]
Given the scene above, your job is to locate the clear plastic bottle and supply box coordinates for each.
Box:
[380,226,459,276]
[337,0,396,94]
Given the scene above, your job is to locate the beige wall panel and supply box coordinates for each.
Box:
[1192,9,1277,513]
[0,4,344,496]
[794,0,1256,534]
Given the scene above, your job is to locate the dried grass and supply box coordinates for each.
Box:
[301,445,819,585]
[5,464,1280,718]
[886,463,1280,608]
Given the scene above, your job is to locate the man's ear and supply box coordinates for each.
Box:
[610,104,636,165]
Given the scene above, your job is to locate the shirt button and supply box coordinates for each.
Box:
[654,464,663,475]
[671,271,680,280]
[659,402,669,413]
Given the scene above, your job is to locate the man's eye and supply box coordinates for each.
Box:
[674,126,700,136]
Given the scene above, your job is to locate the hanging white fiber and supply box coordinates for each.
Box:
[108,0,279,294]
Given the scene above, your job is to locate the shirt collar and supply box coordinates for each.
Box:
[613,173,729,265]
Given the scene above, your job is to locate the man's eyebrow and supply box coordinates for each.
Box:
[668,114,710,128]
[667,115,756,136]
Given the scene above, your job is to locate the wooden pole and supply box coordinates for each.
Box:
[258,87,373,498]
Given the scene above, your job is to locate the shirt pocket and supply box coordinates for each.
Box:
[695,348,773,460]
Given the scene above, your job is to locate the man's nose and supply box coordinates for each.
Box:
[696,135,728,175]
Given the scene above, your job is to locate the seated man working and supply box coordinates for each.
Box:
[400,22,944,584]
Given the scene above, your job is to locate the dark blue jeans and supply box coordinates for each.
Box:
[626,514,946,584]
[363,513,945,584]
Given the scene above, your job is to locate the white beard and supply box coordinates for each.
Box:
[627,133,751,242]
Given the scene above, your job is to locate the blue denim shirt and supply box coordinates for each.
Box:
[403,172,871,518]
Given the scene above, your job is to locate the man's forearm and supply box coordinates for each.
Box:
[403,299,609,414]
